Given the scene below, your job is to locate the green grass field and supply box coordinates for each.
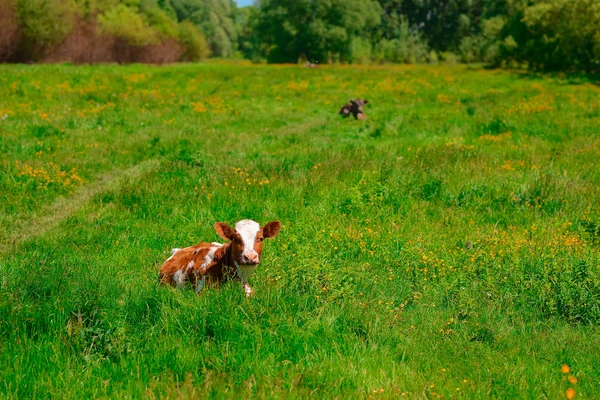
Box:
[1,62,599,398]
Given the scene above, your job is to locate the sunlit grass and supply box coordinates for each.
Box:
[0,62,599,398]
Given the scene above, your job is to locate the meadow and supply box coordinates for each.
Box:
[0,61,599,398]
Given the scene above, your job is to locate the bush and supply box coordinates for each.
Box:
[15,0,76,60]
[483,42,501,66]
[479,16,507,66]
[439,51,458,64]
[145,7,179,40]
[178,21,210,61]
[374,37,428,64]
[350,37,372,64]
[97,4,159,46]
[459,36,484,64]
[0,0,20,61]
[372,17,428,64]
[428,50,439,64]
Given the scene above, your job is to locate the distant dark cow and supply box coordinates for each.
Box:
[159,220,281,297]
[339,98,369,120]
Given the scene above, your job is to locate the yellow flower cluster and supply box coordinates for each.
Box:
[507,94,554,115]
[501,160,527,171]
[286,81,309,91]
[192,96,233,114]
[479,131,512,142]
[123,73,147,83]
[445,136,474,150]
[15,160,83,190]
[562,365,577,399]
[437,94,452,104]
[221,167,272,195]
[191,102,207,112]
[374,78,417,94]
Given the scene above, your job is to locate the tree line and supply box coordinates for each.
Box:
[1,0,599,71]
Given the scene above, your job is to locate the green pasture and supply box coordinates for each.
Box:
[0,62,599,398]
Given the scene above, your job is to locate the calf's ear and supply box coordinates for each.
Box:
[214,222,235,241]
[262,221,282,239]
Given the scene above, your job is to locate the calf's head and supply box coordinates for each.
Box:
[214,220,281,265]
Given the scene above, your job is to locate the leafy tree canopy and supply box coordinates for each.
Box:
[256,0,381,63]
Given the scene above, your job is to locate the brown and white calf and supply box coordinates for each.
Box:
[159,220,281,296]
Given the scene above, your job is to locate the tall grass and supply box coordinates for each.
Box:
[0,62,599,398]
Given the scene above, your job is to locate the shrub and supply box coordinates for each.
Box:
[428,50,439,64]
[178,21,210,61]
[145,7,179,40]
[459,36,484,64]
[15,0,76,60]
[374,37,428,64]
[372,17,428,64]
[350,37,372,65]
[479,16,506,66]
[97,4,160,46]
[439,51,458,64]
[0,0,20,61]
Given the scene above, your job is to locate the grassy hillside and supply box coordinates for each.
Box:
[1,62,599,398]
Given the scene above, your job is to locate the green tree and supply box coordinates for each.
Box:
[170,0,238,57]
[179,19,211,60]
[372,15,429,64]
[376,0,486,52]
[236,5,262,61]
[255,0,381,63]
[523,0,600,71]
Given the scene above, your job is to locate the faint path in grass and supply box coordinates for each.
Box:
[274,117,328,136]
[0,117,327,255]
[0,159,160,255]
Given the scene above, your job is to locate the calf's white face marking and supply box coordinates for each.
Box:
[212,219,281,295]
[235,220,261,264]
[214,219,280,267]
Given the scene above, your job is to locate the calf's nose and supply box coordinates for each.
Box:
[243,251,260,264]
